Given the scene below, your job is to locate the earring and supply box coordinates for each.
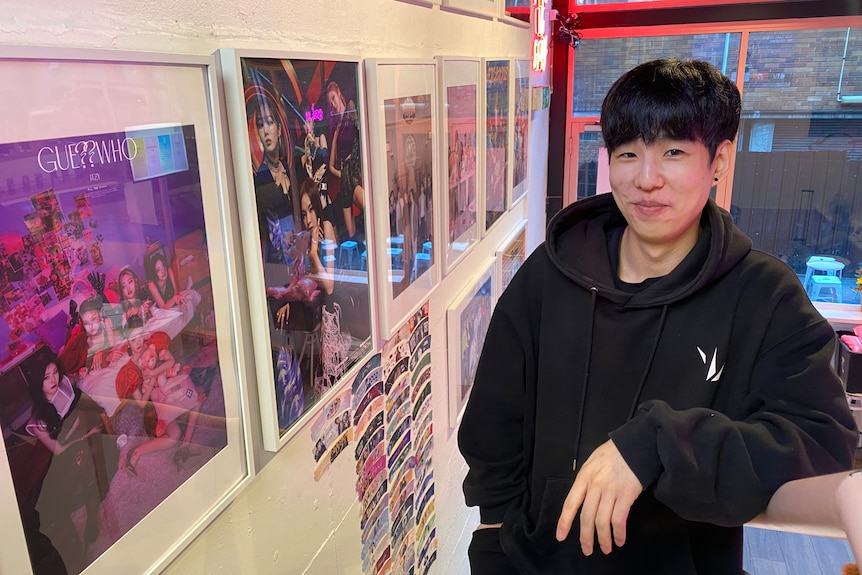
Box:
[714,177,719,182]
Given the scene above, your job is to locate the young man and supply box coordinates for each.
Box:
[458,58,858,574]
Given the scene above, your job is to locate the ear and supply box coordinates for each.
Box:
[712,139,733,182]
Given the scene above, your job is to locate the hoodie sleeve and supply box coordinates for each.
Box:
[611,293,858,526]
[458,290,531,524]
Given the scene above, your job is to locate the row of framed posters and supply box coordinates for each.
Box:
[0,48,250,575]
[219,51,530,452]
[0,46,530,575]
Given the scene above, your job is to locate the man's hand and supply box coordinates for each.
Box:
[555,439,643,556]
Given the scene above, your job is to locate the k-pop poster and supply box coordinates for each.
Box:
[447,262,495,426]
[0,127,227,574]
[485,59,510,232]
[440,57,481,275]
[385,94,435,300]
[239,57,373,441]
[511,59,530,206]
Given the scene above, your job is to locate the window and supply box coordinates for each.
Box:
[733,27,862,304]
[568,23,862,306]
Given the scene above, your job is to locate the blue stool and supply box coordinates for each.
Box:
[360,250,367,271]
[338,240,358,270]
[388,247,403,270]
[809,275,843,303]
[422,241,432,255]
[413,252,431,280]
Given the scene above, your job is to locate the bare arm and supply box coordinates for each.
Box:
[749,470,862,561]
[148,280,168,309]
[32,415,85,455]
[329,124,342,178]
[132,376,155,408]
[307,222,336,295]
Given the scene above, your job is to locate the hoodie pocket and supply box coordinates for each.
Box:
[511,476,575,557]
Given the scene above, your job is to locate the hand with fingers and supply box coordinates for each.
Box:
[555,439,643,556]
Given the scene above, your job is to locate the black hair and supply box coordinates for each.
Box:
[78,295,104,316]
[601,58,741,160]
[24,347,66,437]
[299,179,326,231]
[125,314,144,331]
[145,250,169,285]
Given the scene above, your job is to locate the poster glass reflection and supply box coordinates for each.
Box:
[366,60,439,339]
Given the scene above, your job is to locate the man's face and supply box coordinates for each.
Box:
[609,137,730,253]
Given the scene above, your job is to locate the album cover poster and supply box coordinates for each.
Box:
[0,127,227,574]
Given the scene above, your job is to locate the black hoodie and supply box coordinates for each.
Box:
[458,194,858,574]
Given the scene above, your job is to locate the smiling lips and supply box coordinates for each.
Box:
[634,201,669,216]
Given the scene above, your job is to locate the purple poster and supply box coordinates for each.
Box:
[0,127,227,574]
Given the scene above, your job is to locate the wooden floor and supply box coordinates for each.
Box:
[744,526,854,575]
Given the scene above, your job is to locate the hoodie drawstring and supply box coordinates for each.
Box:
[573,286,599,471]
[626,304,668,419]
[573,298,668,471]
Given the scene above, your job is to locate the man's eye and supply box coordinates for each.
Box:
[666,149,684,156]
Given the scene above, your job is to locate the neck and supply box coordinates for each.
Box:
[265,153,281,169]
[618,225,699,283]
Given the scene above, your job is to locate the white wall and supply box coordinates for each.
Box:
[0,1,547,573]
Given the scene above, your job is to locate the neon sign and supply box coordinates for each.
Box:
[532,0,548,72]
[304,103,324,124]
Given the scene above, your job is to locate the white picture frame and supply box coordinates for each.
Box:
[495,219,528,295]
[510,59,531,207]
[437,57,481,277]
[0,46,251,575]
[365,59,440,340]
[447,259,497,427]
[217,49,377,452]
[483,58,512,235]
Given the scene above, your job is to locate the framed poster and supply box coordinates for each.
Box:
[442,0,499,17]
[484,58,511,234]
[447,260,496,427]
[496,219,528,295]
[510,59,531,207]
[438,57,481,276]
[0,47,250,575]
[365,59,440,340]
[218,49,375,451]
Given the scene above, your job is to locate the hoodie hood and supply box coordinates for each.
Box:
[545,194,752,307]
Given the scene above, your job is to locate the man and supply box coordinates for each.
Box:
[458,58,858,574]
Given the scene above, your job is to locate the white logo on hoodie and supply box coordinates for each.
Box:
[697,347,725,383]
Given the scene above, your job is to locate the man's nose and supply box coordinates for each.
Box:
[634,158,663,191]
